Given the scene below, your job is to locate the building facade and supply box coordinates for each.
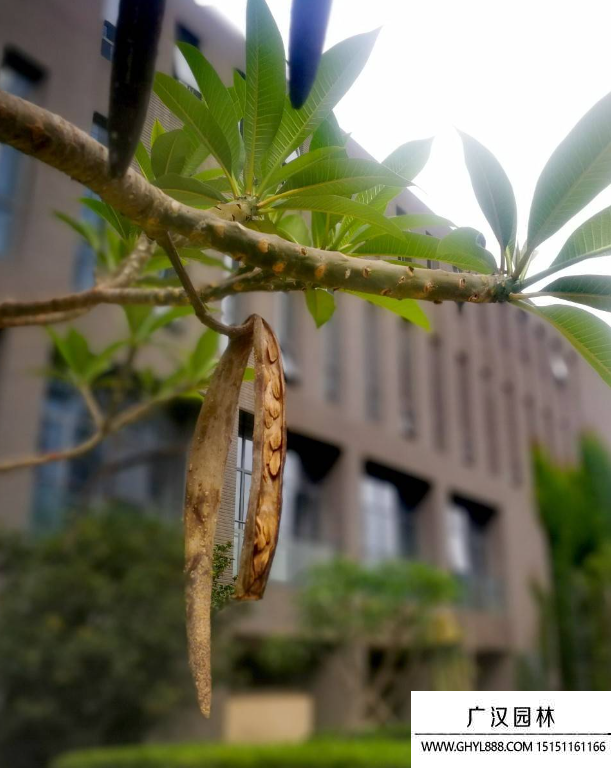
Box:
[1,0,611,741]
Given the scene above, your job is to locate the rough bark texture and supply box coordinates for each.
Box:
[183,324,254,717]
[235,318,287,600]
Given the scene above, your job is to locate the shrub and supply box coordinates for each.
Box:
[52,739,410,768]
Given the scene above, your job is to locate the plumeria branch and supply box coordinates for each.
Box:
[0,89,514,306]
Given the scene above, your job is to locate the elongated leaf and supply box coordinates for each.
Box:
[189,329,220,381]
[134,141,154,180]
[244,0,286,190]
[262,145,345,192]
[310,112,348,152]
[527,91,611,253]
[459,131,517,254]
[47,328,91,378]
[232,69,246,118]
[177,43,243,174]
[151,118,166,145]
[84,340,126,381]
[271,195,406,240]
[338,138,434,247]
[151,129,191,177]
[345,291,430,330]
[154,73,234,179]
[279,157,409,198]
[182,135,211,176]
[354,232,439,262]
[262,30,379,179]
[542,275,611,311]
[155,173,227,207]
[80,198,135,240]
[436,228,497,273]
[139,306,194,340]
[277,213,312,246]
[519,301,611,387]
[551,205,611,268]
[305,288,336,327]
[54,212,101,252]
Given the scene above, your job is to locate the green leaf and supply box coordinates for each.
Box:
[519,301,611,387]
[54,212,101,253]
[345,291,430,330]
[154,72,234,180]
[305,289,336,328]
[47,328,91,379]
[139,306,194,340]
[84,340,125,381]
[550,205,611,269]
[310,113,348,153]
[262,146,346,193]
[182,140,211,177]
[278,158,410,199]
[527,91,611,254]
[243,366,255,382]
[353,232,439,262]
[151,119,166,145]
[134,141,154,180]
[151,129,192,178]
[232,69,246,119]
[243,0,286,190]
[155,173,227,207]
[271,195,406,240]
[276,214,312,246]
[179,248,227,269]
[436,228,497,274]
[542,275,611,311]
[189,329,219,381]
[262,29,379,179]
[176,43,243,175]
[80,199,135,241]
[459,131,517,255]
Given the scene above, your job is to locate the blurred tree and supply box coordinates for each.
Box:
[299,558,472,725]
[532,433,611,690]
[0,510,234,768]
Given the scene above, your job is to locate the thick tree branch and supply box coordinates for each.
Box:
[0,89,513,305]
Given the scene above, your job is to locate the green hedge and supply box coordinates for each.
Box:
[52,739,410,768]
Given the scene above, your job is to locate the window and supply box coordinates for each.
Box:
[447,496,501,611]
[323,305,341,403]
[429,335,446,450]
[0,49,44,256]
[73,113,109,289]
[364,301,381,420]
[234,411,254,571]
[233,421,340,579]
[456,352,475,466]
[398,319,417,438]
[175,23,201,95]
[101,20,116,61]
[361,462,429,562]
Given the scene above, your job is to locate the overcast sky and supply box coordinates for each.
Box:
[199,0,611,308]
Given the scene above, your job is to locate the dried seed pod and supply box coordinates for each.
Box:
[235,317,286,600]
[183,327,253,718]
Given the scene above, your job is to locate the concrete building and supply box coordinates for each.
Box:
[1,0,611,742]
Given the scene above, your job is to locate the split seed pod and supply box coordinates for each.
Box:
[235,317,287,600]
[184,328,253,718]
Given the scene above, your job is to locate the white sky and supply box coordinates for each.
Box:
[198,0,611,308]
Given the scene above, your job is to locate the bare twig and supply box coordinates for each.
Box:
[158,232,254,338]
